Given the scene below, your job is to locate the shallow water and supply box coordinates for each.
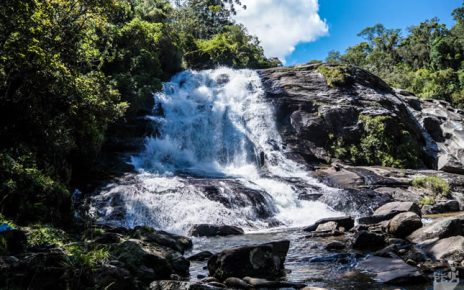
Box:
[188,228,434,290]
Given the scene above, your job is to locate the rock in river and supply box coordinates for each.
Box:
[189,224,245,237]
[208,240,290,281]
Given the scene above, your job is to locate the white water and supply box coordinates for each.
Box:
[92,68,342,234]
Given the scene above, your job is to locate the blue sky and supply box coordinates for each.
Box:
[285,0,459,65]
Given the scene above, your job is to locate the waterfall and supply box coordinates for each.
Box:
[91,68,342,234]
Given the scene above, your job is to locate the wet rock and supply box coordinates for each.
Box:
[111,240,174,282]
[188,251,214,261]
[423,116,444,142]
[374,202,421,217]
[351,231,386,251]
[0,249,72,290]
[223,277,251,289]
[357,214,395,225]
[387,212,423,238]
[149,281,222,290]
[208,240,290,280]
[301,287,329,290]
[130,226,193,253]
[94,264,136,290]
[303,216,354,232]
[423,236,464,262]
[189,224,244,237]
[421,200,460,215]
[325,241,345,251]
[242,277,306,289]
[407,217,463,243]
[316,221,338,232]
[356,256,424,284]
[298,193,323,201]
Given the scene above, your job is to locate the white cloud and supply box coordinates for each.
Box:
[233,0,328,61]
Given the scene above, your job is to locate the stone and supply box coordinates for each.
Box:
[387,212,423,238]
[421,200,461,215]
[188,251,214,261]
[424,236,464,262]
[149,281,223,290]
[325,241,345,251]
[356,256,424,284]
[242,277,306,289]
[189,224,244,237]
[303,216,354,232]
[316,221,338,232]
[351,231,386,251]
[407,217,463,243]
[207,240,290,280]
[423,116,444,142]
[223,277,251,289]
[373,202,421,217]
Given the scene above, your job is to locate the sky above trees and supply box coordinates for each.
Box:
[233,0,458,65]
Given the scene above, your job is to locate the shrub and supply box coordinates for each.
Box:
[27,225,69,248]
[317,65,353,87]
[329,115,422,168]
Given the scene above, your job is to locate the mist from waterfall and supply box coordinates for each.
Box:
[92,68,342,234]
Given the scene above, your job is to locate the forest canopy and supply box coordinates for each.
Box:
[0,0,279,226]
[326,2,464,108]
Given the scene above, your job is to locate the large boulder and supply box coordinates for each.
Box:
[189,224,244,237]
[387,212,423,238]
[351,231,386,251]
[207,240,290,281]
[407,217,463,243]
[303,216,354,232]
[356,256,424,284]
[423,236,464,262]
[374,202,421,217]
[421,200,460,215]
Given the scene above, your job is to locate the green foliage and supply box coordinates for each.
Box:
[419,196,436,206]
[185,25,281,69]
[317,65,352,87]
[329,115,422,168]
[332,2,464,108]
[66,244,111,268]
[412,176,450,195]
[27,225,69,248]
[0,152,71,225]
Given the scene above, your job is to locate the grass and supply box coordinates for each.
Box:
[412,176,450,195]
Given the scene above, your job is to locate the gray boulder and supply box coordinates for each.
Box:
[208,240,290,280]
[387,212,423,238]
[356,256,424,284]
[407,217,462,243]
[303,216,354,232]
[374,202,421,217]
[189,224,244,237]
[424,236,464,262]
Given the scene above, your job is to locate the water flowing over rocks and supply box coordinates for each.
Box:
[82,64,464,289]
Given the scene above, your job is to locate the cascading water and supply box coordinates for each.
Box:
[91,68,342,234]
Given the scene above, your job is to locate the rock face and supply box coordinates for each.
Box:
[207,240,290,281]
[401,92,464,173]
[387,212,423,238]
[189,224,244,237]
[259,64,427,167]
